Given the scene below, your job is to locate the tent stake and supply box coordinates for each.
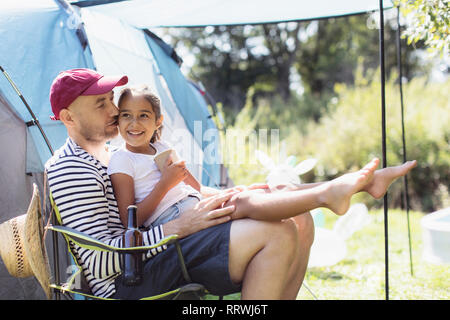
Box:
[378,0,389,301]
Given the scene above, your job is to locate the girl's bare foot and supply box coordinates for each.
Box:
[363,160,417,199]
[322,158,380,215]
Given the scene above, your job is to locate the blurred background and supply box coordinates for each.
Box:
[156,1,449,214]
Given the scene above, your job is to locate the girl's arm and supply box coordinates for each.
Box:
[183,170,223,197]
[110,160,187,227]
[110,173,172,227]
[109,173,135,227]
[199,183,272,198]
[183,171,201,192]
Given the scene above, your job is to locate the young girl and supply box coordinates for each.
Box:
[108,85,417,228]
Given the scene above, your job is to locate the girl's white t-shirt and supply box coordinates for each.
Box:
[107,140,198,226]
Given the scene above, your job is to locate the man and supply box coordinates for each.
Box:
[46,68,313,299]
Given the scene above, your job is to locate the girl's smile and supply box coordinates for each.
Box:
[118,94,163,155]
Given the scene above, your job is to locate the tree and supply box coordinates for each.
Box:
[162,13,425,114]
[164,23,303,113]
[295,14,425,97]
[397,0,449,57]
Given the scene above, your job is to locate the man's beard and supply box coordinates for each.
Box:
[80,122,118,143]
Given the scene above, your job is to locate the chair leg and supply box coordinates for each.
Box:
[174,239,192,283]
[302,282,318,300]
[51,213,61,300]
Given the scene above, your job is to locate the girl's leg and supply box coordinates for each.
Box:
[363,160,417,199]
[270,160,417,198]
[269,181,325,193]
[227,158,380,220]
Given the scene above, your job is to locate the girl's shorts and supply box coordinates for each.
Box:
[147,195,200,228]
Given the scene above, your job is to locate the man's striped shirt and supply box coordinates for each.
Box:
[45,138,166,298]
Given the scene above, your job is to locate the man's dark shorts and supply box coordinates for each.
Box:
[112,221,241,299]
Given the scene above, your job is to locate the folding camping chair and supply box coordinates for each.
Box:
[46,189,209,300]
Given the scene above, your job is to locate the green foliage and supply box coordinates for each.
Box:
[397,0,450,57]
[211,90,268,186]
[299,71,450,211]
[164,13,423,112]
[223,66,450,212]
[211,87,334,187]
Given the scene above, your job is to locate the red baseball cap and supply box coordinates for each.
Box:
[49,68,128,120]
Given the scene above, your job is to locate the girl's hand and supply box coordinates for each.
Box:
[226,183,269,193]
[159,157,188,189]
[247,183,270,190]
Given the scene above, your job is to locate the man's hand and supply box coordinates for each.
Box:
[162,192,238,239]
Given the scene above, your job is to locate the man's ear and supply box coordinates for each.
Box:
[59,108,75,127]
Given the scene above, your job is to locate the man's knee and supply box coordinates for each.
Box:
[232,218,299,254]
[274,220,300,256]
[228,219,297,282]
[291,212,315,249]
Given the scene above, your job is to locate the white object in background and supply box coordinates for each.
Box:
[254,149,317,187]
[308,227,347,268]
[333,203,372,240]
[421,207,450,264]
[308,203,372,268]
[254,150,372,268]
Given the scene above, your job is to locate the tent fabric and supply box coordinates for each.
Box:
[186,81,222,187]
[0,90,53,299]
[0,0,94,172]
[85,0,394,28]
[0,2,85,300]
[0,92,43,221]
[0,1,223,299]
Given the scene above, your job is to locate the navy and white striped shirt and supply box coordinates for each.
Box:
[45,138,166,298]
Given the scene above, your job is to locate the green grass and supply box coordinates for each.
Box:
[207,207,450,300]
[297,208,450,300]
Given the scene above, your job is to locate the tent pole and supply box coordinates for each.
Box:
[396,7,414,277]
[0,66,54,155]
[378,0,389,301]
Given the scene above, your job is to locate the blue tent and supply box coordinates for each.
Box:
[0,0,223,187]
[83,0,393,27]
[0,0,225,299]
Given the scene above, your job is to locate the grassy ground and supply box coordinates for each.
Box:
[297,208,450,300]
[207,207,450,300]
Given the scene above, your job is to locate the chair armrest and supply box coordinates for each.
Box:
[46,224,178,253]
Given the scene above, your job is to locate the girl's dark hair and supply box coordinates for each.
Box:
[117,85,163,143]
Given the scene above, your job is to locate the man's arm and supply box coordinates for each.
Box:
[47,156,166,278]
